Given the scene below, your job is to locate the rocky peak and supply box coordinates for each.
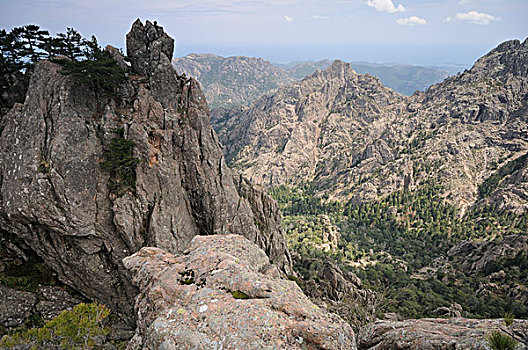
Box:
[0,19,290,329]
[315,59,356,79]
[126,19,174,77]
[470,37,528,77]
[212,58,405,190]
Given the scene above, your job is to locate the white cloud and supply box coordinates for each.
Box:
[284,15,294,22]
[366,0,405,13]
[312,15,331,20]
[445,11,501,25]
[396,16,426,26]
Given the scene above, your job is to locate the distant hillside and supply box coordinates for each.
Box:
[174,54,463,108]
[173,53,294,109]
[276,60,462,95]
[213,39,528,213]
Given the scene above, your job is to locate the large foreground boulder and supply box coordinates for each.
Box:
[123,234,356,349]
[358,318,528,349]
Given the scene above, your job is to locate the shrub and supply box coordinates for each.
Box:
[0,302,110,349]
[485,331,519,350]
[100,128,140,195]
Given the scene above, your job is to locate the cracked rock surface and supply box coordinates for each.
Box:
[123,234,356,350]
[358,318,528,350]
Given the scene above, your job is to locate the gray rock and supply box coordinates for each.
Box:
[0,285,36,328]
[0,19,290,328]
[35,286,82,320]
[358,318,528,350]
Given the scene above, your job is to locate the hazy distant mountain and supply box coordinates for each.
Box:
[173,53,295,109]
[277,60,463,95]
[174,54,463,108]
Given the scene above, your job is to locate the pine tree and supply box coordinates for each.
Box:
[56,27,83,61]
[19,25,49,63]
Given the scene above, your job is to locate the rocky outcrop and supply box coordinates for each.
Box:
[0,284,82,330]
[0,19,289,328]
[123,234,356,350]
[214,38,528,212]
[358,318,528,350]
[0,285,36,328]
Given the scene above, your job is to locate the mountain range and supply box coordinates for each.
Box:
[173,53,462,108]
[213,39,528,214]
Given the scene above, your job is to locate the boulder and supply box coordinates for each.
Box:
[358,318,528,350]
[123,234,356,350]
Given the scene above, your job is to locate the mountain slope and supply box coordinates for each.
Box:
[215,38,528,212]
[174,54,459,109]
[173,53,295,108]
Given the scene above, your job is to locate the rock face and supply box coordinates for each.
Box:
[123,234,356,350]
[0,285,36,328]
[0,19,289,327]
[214,39,528,211]
[358,318,528,350]
[215,60,406,190]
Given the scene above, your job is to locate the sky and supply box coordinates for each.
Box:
[1,0,527,66]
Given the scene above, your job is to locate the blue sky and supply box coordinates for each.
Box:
[1,0,527,65]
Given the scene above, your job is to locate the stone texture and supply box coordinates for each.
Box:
[123,234,356,350]
[358,318,528,350]
[0,19,289,328]
[35,286,82,320]
[0,285,36,328]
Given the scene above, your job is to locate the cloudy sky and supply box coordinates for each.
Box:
[1,0,527,65]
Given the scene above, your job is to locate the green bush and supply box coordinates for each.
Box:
[485,331,519,350]
[0,302,110,349]
[100,128,140,195]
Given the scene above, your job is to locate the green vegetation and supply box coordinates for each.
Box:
[271,182,528,320]
[1,24,127,114]
[231,290,250,299]
[0,303,110,349]
[56,50,127,98]
[479,152,528,198]
[485,331,519,350]
[100,128,140,196]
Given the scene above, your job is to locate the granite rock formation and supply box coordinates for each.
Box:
[123,234,356,350]
[358,318,528,350]
[0,19,290,327]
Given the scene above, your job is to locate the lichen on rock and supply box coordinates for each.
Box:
[123,234,356,350]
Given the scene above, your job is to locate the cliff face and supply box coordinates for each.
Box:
[0,19,290,326]
[214,39,528,211]
[214,60,406,192]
